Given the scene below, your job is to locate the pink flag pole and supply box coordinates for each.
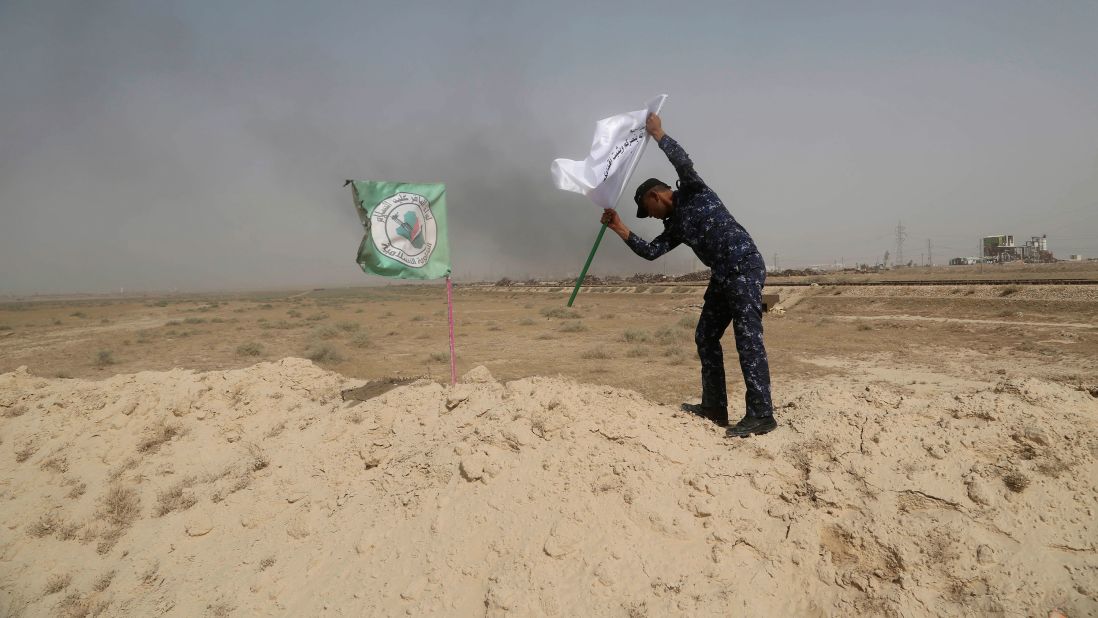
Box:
[446,275,456,385]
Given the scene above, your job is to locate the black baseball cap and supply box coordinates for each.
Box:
[634,178,670,218]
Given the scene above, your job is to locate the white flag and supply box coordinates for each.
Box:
[551,94,668,209]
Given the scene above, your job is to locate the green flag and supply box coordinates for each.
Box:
[348,180,451,280]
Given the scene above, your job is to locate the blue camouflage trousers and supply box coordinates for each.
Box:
[696,253,774,418]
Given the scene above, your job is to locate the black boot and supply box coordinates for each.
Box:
[725,414,777,438]
[680,403,729,427]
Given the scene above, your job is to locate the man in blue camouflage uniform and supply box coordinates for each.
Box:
[600,113,776,438]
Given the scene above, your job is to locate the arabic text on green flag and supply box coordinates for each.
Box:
[349,181,450,280]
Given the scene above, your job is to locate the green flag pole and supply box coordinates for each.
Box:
[563,94,667,308]
[567,222,608,307]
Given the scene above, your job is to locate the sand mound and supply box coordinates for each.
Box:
[1,359,1096,616]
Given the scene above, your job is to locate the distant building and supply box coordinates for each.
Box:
[1069,254,1084,261]
[981,235,1014,258]
[980,233,1053,262]
[949,257,981,266]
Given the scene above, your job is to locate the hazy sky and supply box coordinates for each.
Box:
[2,1,1096,293]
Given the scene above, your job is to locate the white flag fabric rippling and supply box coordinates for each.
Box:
[551,94,668,209]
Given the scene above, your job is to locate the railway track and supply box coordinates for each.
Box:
[765,278,1098,287]
[472,278,1098,289]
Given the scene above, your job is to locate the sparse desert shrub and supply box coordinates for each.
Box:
[581,347,611,360]
[0,324,14,331]
[350,333,370,348]
[155,478,198,516]
[137,419,182,453]
[15,441,37,463]
[540,307,580,319]
[518,317,535,326]
[287,309,302,318]
[93,571,116,592]
[560,321,587,333]
[623,329,649,343]
[55,521,80,541]
[107,457,139,482]
[677,315,695,330]
[314,325,340,339]
[1003,471,1029,492]
[67,482,87,499]
[43,573,71,595]
[626,347,648,358]
[259,303,274,309]
[336,321,360,332]
[229,473,253,495]
[183,317,206,324]
[28,512,62,538]
[207,601,234,617]
[410,315,426,322]
[95,350,115,366]
[70,311,86,318]
[536,333,557,340]
[236,342,263,356]
[857,323,874,331]
[304,342,343,362]
[306,312,328,321]
[663,346,688,363]
[99,485,141,527]
[1000,286,1022,297]
[265,421,287,438]
[41,454,69,473]
[429,351,449,362]
[245,443,269,472]
[654,326,676,345]
[153,300,170,307]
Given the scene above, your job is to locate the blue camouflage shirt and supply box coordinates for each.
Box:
[625,135,761,280]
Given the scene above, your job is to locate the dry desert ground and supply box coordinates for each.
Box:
[1,269,1097,616]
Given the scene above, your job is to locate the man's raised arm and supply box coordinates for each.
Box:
[646,113,705,191]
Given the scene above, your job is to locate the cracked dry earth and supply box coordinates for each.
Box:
[1,358,1096,616]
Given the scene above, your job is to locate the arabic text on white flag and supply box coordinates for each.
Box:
[551,94,668,209]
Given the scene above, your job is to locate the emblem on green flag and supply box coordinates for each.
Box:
[348,181,451,280]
